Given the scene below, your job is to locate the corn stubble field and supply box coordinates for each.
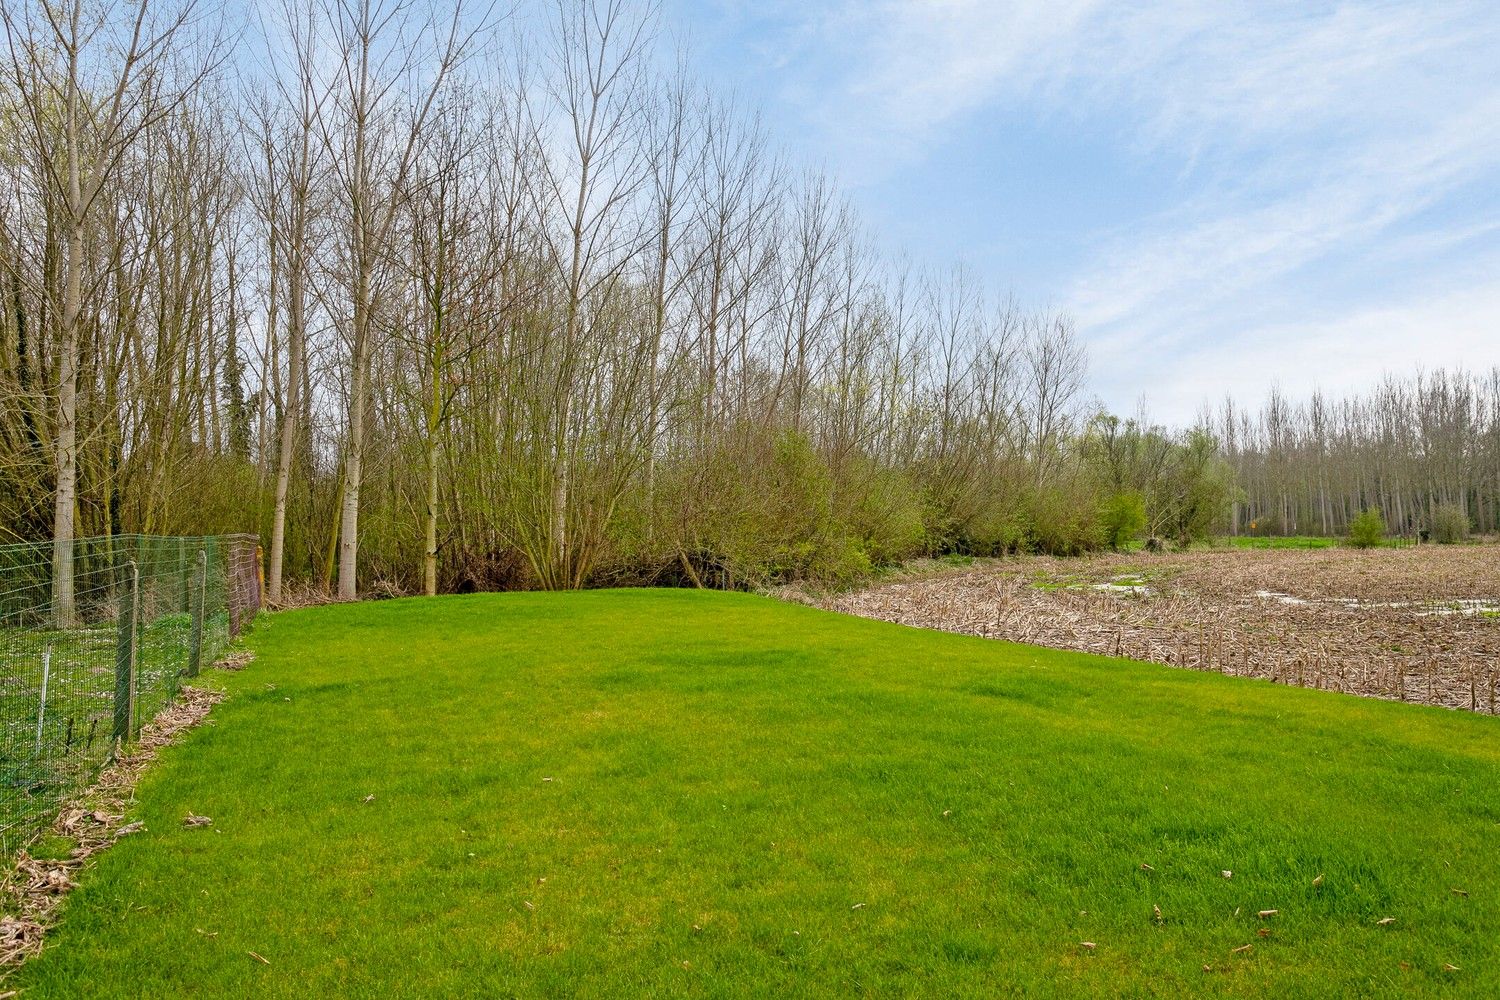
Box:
[816,544,1500,714]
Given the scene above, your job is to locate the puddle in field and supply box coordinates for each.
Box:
[1418,599,1500,617]
[1094,582,1151,595]
[1253,590,1309,606]
[1251,591,1500,617]
[1093,576,1152,596]
[1032,573,1154,596]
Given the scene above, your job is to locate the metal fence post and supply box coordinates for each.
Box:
[188,548,207,677]
[113,560,140,745]
[35,646,52,754]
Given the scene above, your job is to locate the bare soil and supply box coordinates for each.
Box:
[806,545,1500,714]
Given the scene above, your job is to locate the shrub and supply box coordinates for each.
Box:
[1101,491,1147,550]
[845,464,928,568]
[1429,503,1470,544]
[1347,508,1385,549]
[1026,483,1106,556]
[959,495,1029,556]
[1163,431,1237,546]
[610,426,929,590]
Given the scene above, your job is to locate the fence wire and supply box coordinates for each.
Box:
[0,534,261,858]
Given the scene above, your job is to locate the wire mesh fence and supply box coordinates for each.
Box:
[0,534,261,858]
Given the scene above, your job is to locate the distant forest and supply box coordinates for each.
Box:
[1,0,1496,601]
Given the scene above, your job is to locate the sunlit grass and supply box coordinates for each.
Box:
[18,591,1500,997]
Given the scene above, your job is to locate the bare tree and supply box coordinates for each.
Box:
[2,0,223,620]
[318,0,481,599]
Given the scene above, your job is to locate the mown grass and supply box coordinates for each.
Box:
[17,591,1500,998]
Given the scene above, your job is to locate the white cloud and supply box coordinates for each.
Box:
[1114,274,1500,423]
[746,0,1500,421]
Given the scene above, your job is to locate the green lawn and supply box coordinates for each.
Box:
[1219,535,1421,550]
[1222,535,1344,550]
[16,591,1500,998]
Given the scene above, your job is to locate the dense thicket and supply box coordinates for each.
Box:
[0,0,1487,606]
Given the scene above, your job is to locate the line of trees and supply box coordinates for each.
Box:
[1217,370,1500,541]
[0,0,1487,610]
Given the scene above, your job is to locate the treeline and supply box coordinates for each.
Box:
[0,1,1483,608]
[1217,369,1500,541]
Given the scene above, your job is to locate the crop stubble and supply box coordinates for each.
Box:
[816,546,1500,713]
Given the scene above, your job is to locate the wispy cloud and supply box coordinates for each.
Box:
[704,0,1500,420]
[1131,271,1500,422]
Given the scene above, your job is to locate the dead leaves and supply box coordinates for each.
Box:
[0,684,226,973]
[218,651,255,672]
[0,916,44,966]
[182,814,213,829]
[57,809,119,835]
[1376,916,1397,927]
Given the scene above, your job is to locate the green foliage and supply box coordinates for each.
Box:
[1347,508,1386,548]
[951,499,1028,556]
[1430,503,1470,544]
[24,592,1500,997]
[1024,482,1105,556]
[1161,430,1237,545]
[614,427,927,589]
[845,464,928,568]
[1225,535,1339,550]
[1100,490,1147,550]
[1080,417,1235,548]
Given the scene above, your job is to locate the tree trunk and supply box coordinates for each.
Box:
[337,342,366,599]
[423,332,442,597]
[52,47,83,626]
[268,261,304,603]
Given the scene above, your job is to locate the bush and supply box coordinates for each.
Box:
[958,494,1029,556]
[1026,483,1106,556]
[1163,431,1237,546]
[1101,491,1147,550]
[845,464,928,568]
[1429,503,1470,544]
[609,426,929,590]
[1347,508,1385,549]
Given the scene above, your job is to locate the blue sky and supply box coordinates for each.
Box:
[665,0,1500,422]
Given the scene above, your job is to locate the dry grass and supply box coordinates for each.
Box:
[810,545,1500,714]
